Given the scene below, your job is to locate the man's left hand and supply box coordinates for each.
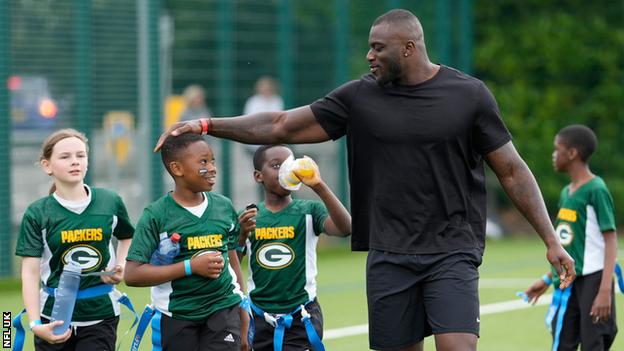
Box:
[546,245,576,289]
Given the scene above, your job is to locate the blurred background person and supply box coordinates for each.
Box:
[243,76,285,201]
[243,76,283,117]
[242,76,284,154]
[180,84,212,122]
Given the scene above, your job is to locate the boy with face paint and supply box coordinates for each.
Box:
[125,134,247,351]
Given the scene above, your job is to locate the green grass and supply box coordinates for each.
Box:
[2,237,622,350]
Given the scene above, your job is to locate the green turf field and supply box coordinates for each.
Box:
[2,237,622,350]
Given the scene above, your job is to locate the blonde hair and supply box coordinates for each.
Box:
[40,128,89,194]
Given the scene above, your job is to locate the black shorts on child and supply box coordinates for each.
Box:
[552,270,617,350]
[158,305,241,351]
[35,316,119,351]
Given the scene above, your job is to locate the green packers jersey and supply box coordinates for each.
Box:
[244,199,328,313]
[15,187,134,322]
[553,177,616,281]
[126,192,242,321]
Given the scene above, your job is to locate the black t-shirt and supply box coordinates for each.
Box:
[310,66,511,254]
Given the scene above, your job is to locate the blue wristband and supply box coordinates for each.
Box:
[184,259,192,276]
[542,274,552,286]
[29,320,42,330]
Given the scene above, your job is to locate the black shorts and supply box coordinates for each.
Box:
[34,316,119,351]
[156,305,241,351]
[366,249,482,350]
[251,299,324,351]
[552,270,618,351]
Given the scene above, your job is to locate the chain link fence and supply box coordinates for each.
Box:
[0,0,471,277]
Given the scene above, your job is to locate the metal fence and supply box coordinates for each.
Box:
[0,0,473,277]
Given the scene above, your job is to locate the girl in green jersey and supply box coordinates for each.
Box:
[15,129,134,350]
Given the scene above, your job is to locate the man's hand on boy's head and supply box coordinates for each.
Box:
[292,156,321,187]
[154,119,203,152]
[190,251,224,279]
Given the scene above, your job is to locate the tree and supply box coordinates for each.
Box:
[474,0,624,217]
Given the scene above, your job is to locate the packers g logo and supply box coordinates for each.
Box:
[256,243,294,270]
[191,249,220,259]
[61,245,102,271]
[556,223,574,246]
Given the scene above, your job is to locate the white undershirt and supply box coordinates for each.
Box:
[183,193,208,217]
[53,185,92,214]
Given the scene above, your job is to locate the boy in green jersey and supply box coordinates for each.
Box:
[125,134,247,351]
[15,129,135,350]
[237,144,351,351]
[524,125,618,350]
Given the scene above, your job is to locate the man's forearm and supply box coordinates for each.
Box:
[486,143,559,247]
[498,161,559,247]
[210,112,286,144]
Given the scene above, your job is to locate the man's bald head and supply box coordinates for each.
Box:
[372,9,425,48]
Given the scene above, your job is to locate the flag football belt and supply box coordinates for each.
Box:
[545,285,572,351]
[12,284,138,351]
[544,262,624,351]
[129,304,159,351]
[247,297,325,351]
[615,263,624,293]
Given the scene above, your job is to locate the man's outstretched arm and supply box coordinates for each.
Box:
[155,106,330,151]
[485,141,575,288]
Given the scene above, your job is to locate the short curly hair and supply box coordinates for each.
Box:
[557,124,597,162]
[160,134,209,175]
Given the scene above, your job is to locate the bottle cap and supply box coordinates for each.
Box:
[171,233,181,242]
[278,155,302,191]
[63,260,82,273]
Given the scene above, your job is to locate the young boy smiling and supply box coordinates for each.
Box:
[125,134,246,351]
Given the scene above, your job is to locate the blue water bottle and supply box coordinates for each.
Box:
[50,261,82,335]
[150,233,181,265]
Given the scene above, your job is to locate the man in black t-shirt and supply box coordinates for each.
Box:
[156,9,575,351]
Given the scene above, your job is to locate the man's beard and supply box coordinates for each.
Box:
[375,58,402,86]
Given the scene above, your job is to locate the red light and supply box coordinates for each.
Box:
[39,99,57,119]
[7,76,21,90]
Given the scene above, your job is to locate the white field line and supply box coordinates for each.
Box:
[324,294,553,340]
[478,278,536,288]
